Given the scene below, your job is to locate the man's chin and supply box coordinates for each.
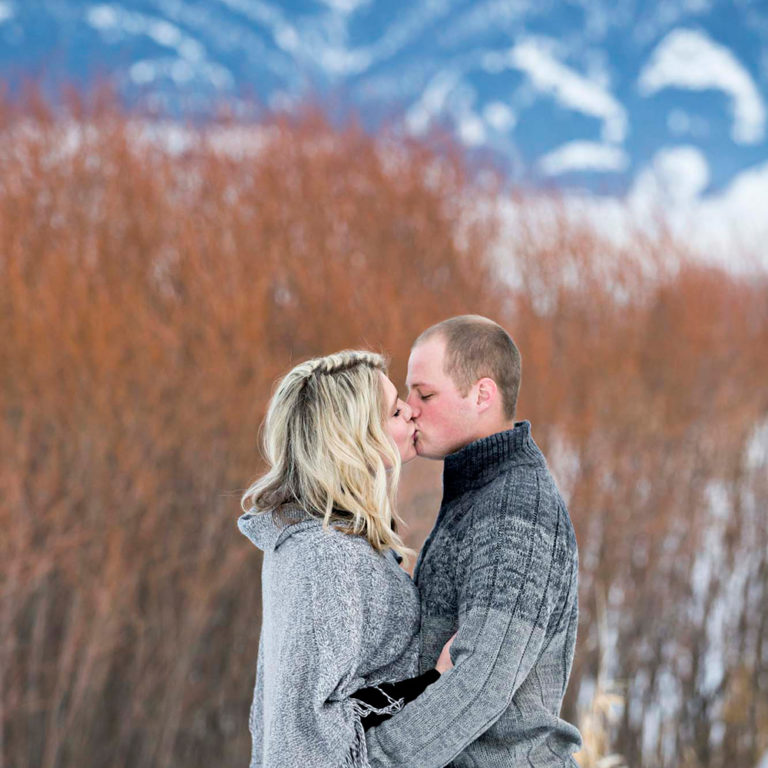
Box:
[415,439,444,461]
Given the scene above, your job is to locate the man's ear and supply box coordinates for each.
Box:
[475,378,497,413]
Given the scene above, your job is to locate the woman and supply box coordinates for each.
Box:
[238,350,454,768]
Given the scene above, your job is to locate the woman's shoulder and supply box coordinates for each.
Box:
[280,523,396,608]
[289,519,380,561]
[275,513,377,559]
[265,507,393,587]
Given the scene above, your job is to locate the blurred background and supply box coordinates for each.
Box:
[1,2,767,767]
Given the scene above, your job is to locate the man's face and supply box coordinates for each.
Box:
[406,336,477,459]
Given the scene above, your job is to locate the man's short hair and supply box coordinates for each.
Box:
[415,315,521,420]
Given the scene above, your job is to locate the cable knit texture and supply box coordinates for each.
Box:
[238,505,420,768]
[365,421,583,767]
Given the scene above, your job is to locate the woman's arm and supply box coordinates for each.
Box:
[256,536,376,767]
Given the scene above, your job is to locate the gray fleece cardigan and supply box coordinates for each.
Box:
[237,506,420,768]
[365,421,583,767]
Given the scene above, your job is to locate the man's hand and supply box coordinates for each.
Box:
[435,633,457,674]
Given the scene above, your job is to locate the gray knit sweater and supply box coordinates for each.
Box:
[237,506,420,768]
[365,421,583,767]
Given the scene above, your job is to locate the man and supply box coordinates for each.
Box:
[365,315,582,767]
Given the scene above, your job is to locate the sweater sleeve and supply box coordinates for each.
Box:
[310,543,368,703]
[365,475,564,768]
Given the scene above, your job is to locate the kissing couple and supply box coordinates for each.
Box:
[238,315,582,767]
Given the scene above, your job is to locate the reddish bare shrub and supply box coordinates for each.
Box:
[1,92,766,768]
[505,205,768,767]
[0,93,503,768]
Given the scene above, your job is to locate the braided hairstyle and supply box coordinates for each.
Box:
[241,350,412,559]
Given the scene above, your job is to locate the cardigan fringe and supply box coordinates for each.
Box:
[347,691,404,768]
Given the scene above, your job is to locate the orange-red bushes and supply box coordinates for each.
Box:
[0,95,503,768]
[1,92,766,768]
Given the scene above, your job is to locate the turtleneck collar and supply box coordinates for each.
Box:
[442,420,545,502]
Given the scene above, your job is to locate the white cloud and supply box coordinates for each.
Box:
[317,0,371,13]
[636,155,768,270]
[170,59,194,83]
[406,70,460,135]
[86,4,233,90]
[129,60,157,84]
[86,5,206,62]
[638,28,766,145]
[146,18,181,47]
[458,114,486,146]
[86,5,118,29]
[359,0,455,70]
[0,2,13,23]
[129,57,234,89]
[274,24,300,54]
[407,73,490,149]
[483,101,516,132]
[489,142,768,275]
[519,156,768,272]
[630,145,710,205]
[539,141,629,175]
[497,38,628,143]
[319,47,372,76]
[440,0,531,47]
[205,0,304,59]
[213,0,450,78]
[696,160,768,249]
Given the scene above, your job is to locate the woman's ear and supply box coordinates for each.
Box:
[475,377,497,413]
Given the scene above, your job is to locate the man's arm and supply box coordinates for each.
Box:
[354,625,455,729]
[365,477,565,768]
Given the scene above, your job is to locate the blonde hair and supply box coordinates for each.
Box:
[241,350,413,561]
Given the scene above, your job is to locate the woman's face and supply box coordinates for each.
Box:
[379,372,417,464]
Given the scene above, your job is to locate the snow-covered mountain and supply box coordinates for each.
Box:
[1,0,766,251]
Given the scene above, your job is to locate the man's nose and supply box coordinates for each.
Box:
[406,392,420,417]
